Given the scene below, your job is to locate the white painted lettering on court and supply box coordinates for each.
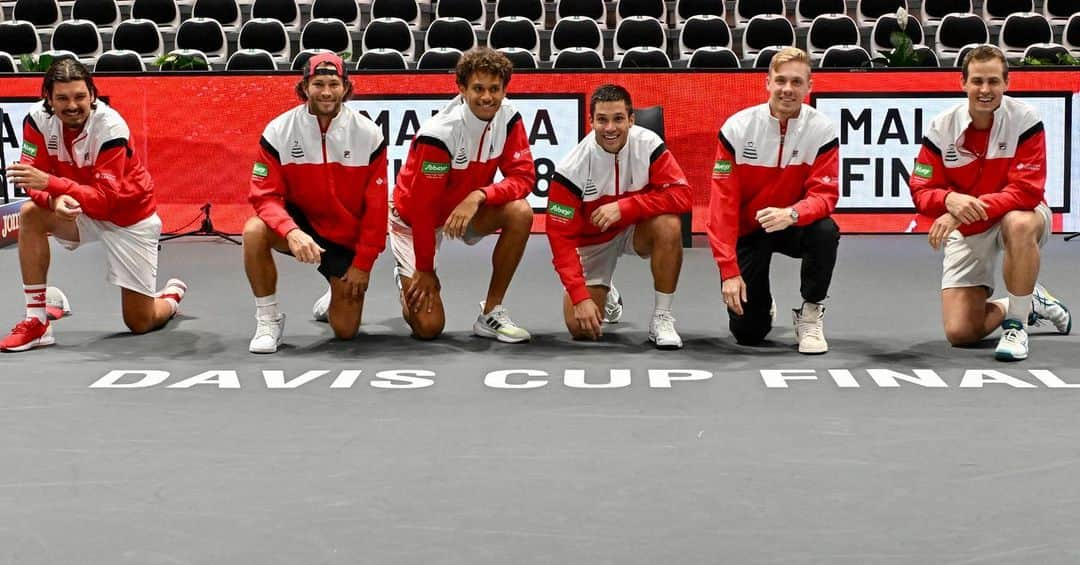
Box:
[760,369,818,388]
[648,369,712,388]
[564,369,631,389]
[330,370,364,389]
[370,370,435,389]
[826,369,861,388]
[90,370,170,388]
[1028,370,1080,388]
[484,369,548,389]
[263,369,330,389]
[167,370,242,389]
[866,369,948,388]
[959,369,1038,389]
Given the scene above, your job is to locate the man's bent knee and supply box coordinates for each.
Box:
[19,200,52,229]
[805,217,840,241]
[242,216,272,243]
[123,313,157,335]
[1000,211,1041,244]
[410,316,444,340]
[502,199,534,229]
[944,324,981,346]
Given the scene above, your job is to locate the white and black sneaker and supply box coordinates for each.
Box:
[249,314,286,354]
[1029,283,1071,335]
[793,301,828,354]
[995,319,1029,361]
[603,285,623,324]
[472,301,531,343]
[649,310,683,350]
[312,286,331,322]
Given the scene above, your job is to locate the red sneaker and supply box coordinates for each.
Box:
[0,318,55,352]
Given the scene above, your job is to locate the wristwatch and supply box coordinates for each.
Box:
[789,207,800,224]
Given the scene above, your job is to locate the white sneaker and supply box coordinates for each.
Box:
[603,285,623,324]
[793,301,828,354]
[472,302,531,343]
[1030,283,1071,335]
[249,314,286,354]
[312,286,331,322]
[45,286,71,320]
[995,319,1029,361]
[649,310,683,349]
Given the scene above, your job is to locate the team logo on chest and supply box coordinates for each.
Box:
[944,144,958,162]
[454,145,469,166]
[47,134,58,152]
[583,178,598,197]
[742,141,758,160]
[290,140,304,159]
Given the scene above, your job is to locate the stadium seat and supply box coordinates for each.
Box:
[0,51,18,71]
[291,48,332,70]
[131,0,180,32]
[687,45,738,67]
[356,47,408,69]
[856,0,906,27]
[613,15,665,58]
[112,19,163,62]
[870,13,923,58]
[71,0,121,31]
[618,45,670,67]
[370,0,421,28]
[795,0,845,28]
[436,0,486,28]
[734,0,784,28]
[934,14,988,61]
[673,0,724,27]
[300,18,352,55]
[192,0,242,31]
[919,0,971,28]
[983,0,1034,27]
[416,46,462,69]
[175,18,227,65]
[238,18,290,64]
[495,0,544,27]
[912,44,940,66]
[250,0,302,32]
[807,14,859,60]
[1065,13,1080,54]
[424,17,477,52]
[753,45,782,67]
[496,46,538,68]
[551,46,604,68]
[310,0,361,29]
[1023,42,1070,63]
[555,0,607,29]
[999,12,1053,59]
[0,21,42,57]
[615,0,665,24]
[93,49,146,71]
[487,16,541,58]
[50,20,102,62]
[160,48,212,70]
[362,17,415,61]
[37,49,78,64]
[550,16,603,57]
[226,48,278,69]
[677,14,730,59]
[819,44,871,67]
[741,14,795,61]
[1044,0,1080,26]
[13,0,60,29]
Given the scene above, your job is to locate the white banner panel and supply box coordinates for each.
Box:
[814,93,1070,211]
[0,100,35,203]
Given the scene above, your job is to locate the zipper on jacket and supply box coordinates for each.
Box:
[476,123,489,162]
[614,154,620,195]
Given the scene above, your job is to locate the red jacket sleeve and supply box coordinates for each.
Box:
[352,143,389,272]
[41,142,129,220]
[249,139,300,238]
[617,147,692,225]
[546,178,591,305]
[791,139,839,225]
[480,116,535,206]
[978,125,1046,221]
[707,134,742,280]
[20,118,53,210]
[908,141,952,218]
[404,137,452,273]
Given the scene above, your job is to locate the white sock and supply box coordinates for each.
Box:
[1006,292,1033,323]
[24,284,46,323]
[256,294,280,320]
[654,291,674,314]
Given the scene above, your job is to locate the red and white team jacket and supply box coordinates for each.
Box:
[21,100,156,227]
[708,103,839,280]
[250,104,388,272]
[908,95,1046,236]
[545,126,692,305]
[392,95,535,272]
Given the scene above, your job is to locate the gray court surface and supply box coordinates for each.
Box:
[1,234,1079,565]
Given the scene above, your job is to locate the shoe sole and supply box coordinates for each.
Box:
[1,335,55,352]
[798,347,828,355]
[649,335,683,350]
[994,350,1027,361]
[249,344,279,354]
[472,323,530,343]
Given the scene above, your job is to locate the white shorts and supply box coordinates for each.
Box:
[54,213,162,296]
[941,203,1052,292]
[578,226,645,288]
[389,206,485,278]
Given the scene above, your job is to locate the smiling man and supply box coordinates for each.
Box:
[1,59,186,352]
[707,47,840,354]
[390,47,535,342]
[545,84,691,348]
[909,45,1070,361]
[243,53,388,353]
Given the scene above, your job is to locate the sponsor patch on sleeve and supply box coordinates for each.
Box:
[712,159,732,177]
[913,162,933,179]
[252,162,269,178]
[421,160,451,177]
[21,141,37,158]
[547,202,575,223]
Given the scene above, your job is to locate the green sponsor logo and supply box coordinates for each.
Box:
[548,202,575,221]
[421,161,451,175]
[21,141,37,157]
[713,160,732,174]
[252,162,269,177]
[913,163,933,179]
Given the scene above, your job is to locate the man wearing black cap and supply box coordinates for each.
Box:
[242,53,389,353]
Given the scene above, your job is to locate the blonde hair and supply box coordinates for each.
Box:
[768,47,811,76]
